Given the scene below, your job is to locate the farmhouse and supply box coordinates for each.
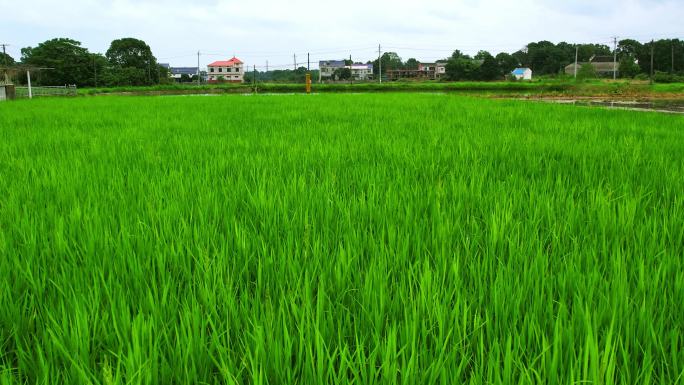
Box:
[387,61,447,80]
[349,63,373,80]
[511,67,533,80]
[319,60,374,81]
[564,55,616,77]
[418,62,447,79]
[169,67,199,81]
[207,57,244,83]
[319,60,346,81]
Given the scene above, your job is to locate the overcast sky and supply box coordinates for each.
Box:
[1,0,681,70]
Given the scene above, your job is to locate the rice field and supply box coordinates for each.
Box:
[0,94,683,385]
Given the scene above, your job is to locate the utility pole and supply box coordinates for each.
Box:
[266,60,269,72]
[26,70,32,99]
[672,41,675,74]
[197,51,201,86]
[253,64,256,92]
[93,57,98,87]
[612,36,618,80]
[574,45,579,79]
[1,43,9,84]
[307,53,310,71]
[294,54,297,71]
[349,54,352,85]
[650,40,654,85]
[378,44,382,83]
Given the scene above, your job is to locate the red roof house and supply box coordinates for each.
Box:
[207,57,244,83]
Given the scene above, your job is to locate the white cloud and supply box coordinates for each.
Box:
[0,0,681,68]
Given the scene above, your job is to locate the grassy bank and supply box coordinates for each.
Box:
[76,80,684,98]
[1,94,683,384]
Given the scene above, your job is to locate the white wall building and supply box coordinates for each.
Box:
[319,60,374,81]
[349,64,373,80]
[207,57,244,83]
[511,67,532,80]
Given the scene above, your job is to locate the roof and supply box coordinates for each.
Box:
[170,67,198,75]
[319,60,346,68]
[564,62,616,73]
[208,57,243,67]
[590,55,614,63]
[511,68,531,75]
[349,64,373,70]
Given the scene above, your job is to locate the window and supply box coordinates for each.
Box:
[210,68,214,73]
[234,76,238,79]
[235,67,240,73]
[218,67,223,73]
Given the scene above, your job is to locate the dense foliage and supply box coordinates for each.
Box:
[7,37,684,86]
[368,39,684,81]
[0,51,14,66]
[1,94,683,385]
[20,38,99,86]
[16,37,168,87]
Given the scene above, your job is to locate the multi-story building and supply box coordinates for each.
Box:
[207,57,244,83]
[387,61,447,80]
[350,64,373,80]
[319,60,374,81]
[319,60,346,82]
[418,62,447,78]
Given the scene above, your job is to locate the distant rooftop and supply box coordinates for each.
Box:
[208,57,243,67]
[319,60,346,67]
[590,55,614,63]
[511,68,531,75]
[170,67,198,75]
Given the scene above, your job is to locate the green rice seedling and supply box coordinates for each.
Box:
[0,94,683,385]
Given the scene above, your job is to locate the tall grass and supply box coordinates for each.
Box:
[0,94,683,385]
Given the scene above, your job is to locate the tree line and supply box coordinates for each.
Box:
[2,37,683,86]
[1,38,170,87]
[372,39,684,81]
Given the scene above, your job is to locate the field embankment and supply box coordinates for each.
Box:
[77,80,684,99]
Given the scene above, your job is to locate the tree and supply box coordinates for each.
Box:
[158,65,172,84]
[404,58,419,70]
[474,50,490,60]
[444,50,479,81]
[333,67,351,80]
[449,50,467,60]
[20,38,94,86]
[640,39,684,75]
[475,52,501,80]
[89,53,108,87]
[525,41,565,75]
[496,52,519,74]
[1,52,14,66]
[577,63,597,80]
[445,59,478,81]
[617,39,643,59]
[180,73,191,82]
[373,52,402,76]
[106,38,159,85]
[619,57,641,78]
